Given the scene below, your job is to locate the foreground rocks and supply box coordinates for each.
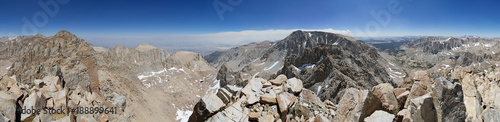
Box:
[192,71,461,122]
[189,73,415,122]
[364,110,395,122]
[334,88,382,122]
[372,83,399,114]
[217,64,247,87]
[189,75,338,121]
[452,67,500,122]
[0,74,127,122]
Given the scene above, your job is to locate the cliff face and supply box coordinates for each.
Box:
[5,30,99,93]
[278,42,392,104]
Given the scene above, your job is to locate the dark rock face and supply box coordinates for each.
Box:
[205,30,369,76]
[278,42,392,103]
[217,64,246,87]
[456,52,493,66]
[440,81,466,122]
[273,30,362,56]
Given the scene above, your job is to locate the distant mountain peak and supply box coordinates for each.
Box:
[54,30,76,38]
[136,42,157,52]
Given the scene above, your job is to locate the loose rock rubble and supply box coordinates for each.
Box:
[0,75,127,122]
[189,75,338,122]
[191,66,500,122]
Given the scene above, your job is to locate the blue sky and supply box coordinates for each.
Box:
[1,0,499,47]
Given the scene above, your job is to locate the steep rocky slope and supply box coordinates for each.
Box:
[207,31,400,85]
[0,30,217,122]
[206,30,375,80]
[278,42,393,104]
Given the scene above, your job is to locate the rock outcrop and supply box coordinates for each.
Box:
[217,64,246,87]
[372,83,399,114]
[408,93,438,122]
[364,110,395,122]
[334,88,382,122]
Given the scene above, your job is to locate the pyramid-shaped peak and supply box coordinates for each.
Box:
[55,30,76,37]
[290,30,305,34]
[135,42,157,52]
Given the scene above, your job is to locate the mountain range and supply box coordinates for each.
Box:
[0,30,499,122]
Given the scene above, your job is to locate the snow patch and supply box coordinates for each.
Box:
[316,86,322,95]
[388,68,403,75]
[264,61,280,71]
[389,74,398,79]
[8,37,17,41]
[5,66,10,70]
[208,80,221,93]
[175,109,193,122]
[293,65,301,71]
[297,63,314,70]
[253,72,260,78]
[258,62,265,66]
[332,41,339,45]
[137,68,168,80]
[169,67,186,73]
[388,62,395,66]
[308,33,312,37]
[443,64,450,69]
[230,85,243,91]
